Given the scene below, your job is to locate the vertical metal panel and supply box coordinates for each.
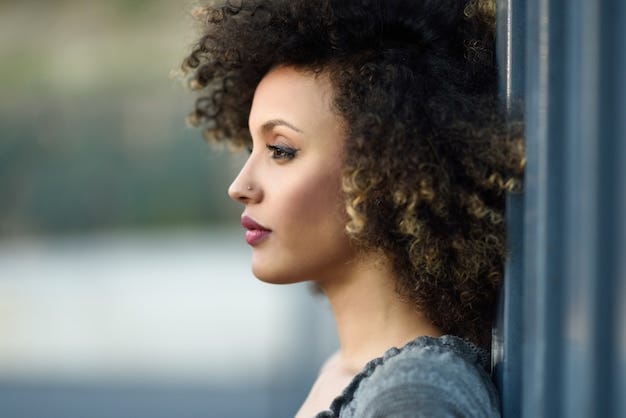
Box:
[497,0,526,110]
[520,0,626,417]
[561,0,626,417]
[495,193,524,418]
[596,1,626,417]
[494,1,525,417]
[522,0,567,417]
[561,0,599,416]
[615,4,626,417]
[617,76,626,418]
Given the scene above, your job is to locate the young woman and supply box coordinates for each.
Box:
[182,0,524,416]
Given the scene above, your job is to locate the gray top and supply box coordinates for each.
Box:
[314,335,500,418]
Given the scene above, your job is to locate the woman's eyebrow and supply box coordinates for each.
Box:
[261,119,304,134]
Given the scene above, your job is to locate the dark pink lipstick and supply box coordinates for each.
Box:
[241,215,271,246]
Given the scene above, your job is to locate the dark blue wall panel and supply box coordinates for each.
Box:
[494,2,526,418]
[498,0,626,417]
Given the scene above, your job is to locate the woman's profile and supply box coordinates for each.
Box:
[181,0,524,416]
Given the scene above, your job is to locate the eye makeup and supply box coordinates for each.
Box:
[267,144,299,160]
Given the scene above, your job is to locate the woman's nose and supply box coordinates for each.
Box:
[227,162,262,204]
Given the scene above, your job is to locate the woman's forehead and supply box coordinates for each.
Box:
[248,66,337,136]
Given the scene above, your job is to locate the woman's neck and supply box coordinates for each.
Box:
[318,251,442,373]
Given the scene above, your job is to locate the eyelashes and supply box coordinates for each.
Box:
[246,142,299,161]
[266,144,299,160]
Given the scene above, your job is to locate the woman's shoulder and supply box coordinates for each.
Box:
[317,335,501,418]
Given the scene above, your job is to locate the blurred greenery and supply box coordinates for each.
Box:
[0,0,244,237]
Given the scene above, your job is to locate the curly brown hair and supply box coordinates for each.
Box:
[181,0,524,348]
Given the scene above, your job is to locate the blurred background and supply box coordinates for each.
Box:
[0,1,337,417]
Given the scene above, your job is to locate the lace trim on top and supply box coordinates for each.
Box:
[313,335,489,418]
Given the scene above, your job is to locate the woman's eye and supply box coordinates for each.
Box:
[267,144,298,160]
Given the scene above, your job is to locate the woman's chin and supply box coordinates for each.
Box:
[251,264,283,284]
[253,274,300,285]
[251,264,305,285]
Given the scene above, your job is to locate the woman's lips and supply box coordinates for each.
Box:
[241,215,271,246]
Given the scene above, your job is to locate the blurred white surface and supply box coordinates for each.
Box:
[0,228,337,385]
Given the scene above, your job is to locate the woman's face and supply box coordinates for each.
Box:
[228,66,355,284]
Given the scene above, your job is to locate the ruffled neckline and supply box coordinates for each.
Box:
[314,335,489,418]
